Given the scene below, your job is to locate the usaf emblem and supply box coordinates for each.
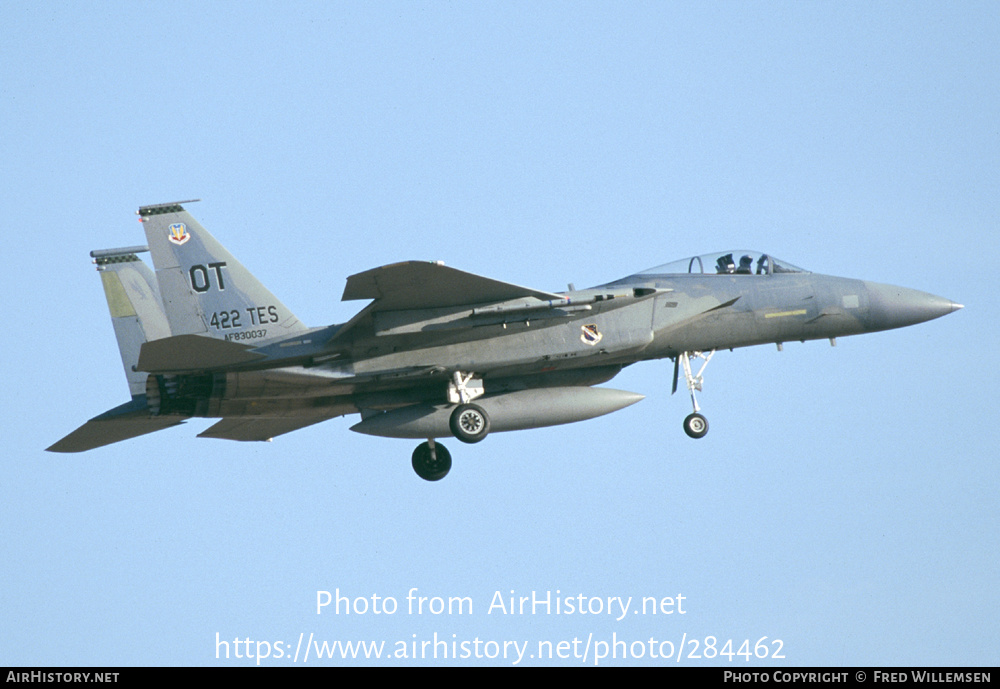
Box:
[168,223,190,245]
[581,323,602,345]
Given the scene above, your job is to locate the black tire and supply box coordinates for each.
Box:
[683,412,709,439]
[449,403,490,444]
[411,441,452,481]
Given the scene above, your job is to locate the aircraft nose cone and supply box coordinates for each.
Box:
[863,281,962,331]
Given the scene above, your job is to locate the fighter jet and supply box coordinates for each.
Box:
[48,201,962,480]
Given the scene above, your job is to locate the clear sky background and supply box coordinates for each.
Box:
[2,1,996,667]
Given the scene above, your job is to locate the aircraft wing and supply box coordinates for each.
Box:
[342,261,563,311]
[197,414,344,442]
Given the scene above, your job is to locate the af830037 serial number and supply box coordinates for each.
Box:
[224,329,269,342]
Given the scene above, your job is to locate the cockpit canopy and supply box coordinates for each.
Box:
[639,251,808,276]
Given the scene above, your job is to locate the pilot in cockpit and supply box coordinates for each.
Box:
[736,255,753,274]
[716,254,735,274]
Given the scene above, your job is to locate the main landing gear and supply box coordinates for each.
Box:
[411,371,490,481]
[411,440,452,482]
[674,350,715,439]
[449,403,490,443]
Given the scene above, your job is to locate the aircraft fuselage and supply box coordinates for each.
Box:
[181,268,959,422]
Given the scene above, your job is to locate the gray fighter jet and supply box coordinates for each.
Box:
[48,201,962,480]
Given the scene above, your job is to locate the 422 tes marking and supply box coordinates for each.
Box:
[210,305,280,330]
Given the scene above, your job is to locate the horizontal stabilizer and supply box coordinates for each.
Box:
[47,397,184,453]
[137,334,266,373]
[198,415,340,442]
[342,261,562,311]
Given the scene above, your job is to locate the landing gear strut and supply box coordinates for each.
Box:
[446,371,491,444]
[411,371,490,480]
[674,350,715,439]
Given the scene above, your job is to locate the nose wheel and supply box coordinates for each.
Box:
[674,350,715,439]
[683,412,709,439]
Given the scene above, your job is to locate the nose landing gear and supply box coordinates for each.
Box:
[674,350,715,439]
[683,411,709,439]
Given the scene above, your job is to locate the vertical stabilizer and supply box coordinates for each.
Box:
[47,247,185,452]
[91,247,171,396]
[138,200,307,343]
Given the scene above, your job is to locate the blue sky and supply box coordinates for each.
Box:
[2,1,996,666]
